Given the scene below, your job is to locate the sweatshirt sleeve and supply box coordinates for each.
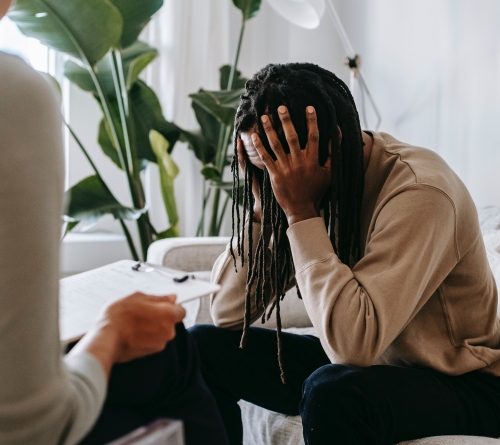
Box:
[211,221,296,329]
[0,54,106,445]
[286,186,459,366]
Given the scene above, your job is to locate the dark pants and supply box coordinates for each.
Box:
[189,324,500,445]
[79,323,229,445]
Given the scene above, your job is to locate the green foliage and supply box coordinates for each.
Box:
[108,0,163,48]
[97,81,181,170]
[150,130,180,238]
[9,0,122,67]
[10,0,182,260]
[64,41,158,95]
[189,89,243,127]
[219,65,247,90]
[182,65,248,175]
[64,175,146,229]
[232,0,262,21]
[200,164,222,181]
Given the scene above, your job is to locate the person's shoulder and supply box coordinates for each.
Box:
[375,131,463,192]
[0,51,58,113]
[375,132,446,167]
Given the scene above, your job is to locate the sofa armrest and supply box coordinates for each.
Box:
[147,237,230,272]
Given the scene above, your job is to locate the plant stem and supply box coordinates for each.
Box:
[208,186,221,236]
[216,193,230,234]
[207,18,247,236]
[66,122,141,261]
[196,185,211,236]
[119,219,140,261]
[66,123,102,179]
[110,50,134,178]
[110,50,153,259]
[227,19,246,90]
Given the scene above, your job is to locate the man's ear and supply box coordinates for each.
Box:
[337,126,342,144]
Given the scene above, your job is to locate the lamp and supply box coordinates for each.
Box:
[266,0,381,130]
[265,0,325,29]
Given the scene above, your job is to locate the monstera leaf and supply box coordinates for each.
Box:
[232,0,262,21]
[65,41,157,95]
[8,0,122,67]
[64,175,146,230]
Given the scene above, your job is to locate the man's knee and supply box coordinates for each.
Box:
[300,364,373,421]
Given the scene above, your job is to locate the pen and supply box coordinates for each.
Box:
[131,262,191,283]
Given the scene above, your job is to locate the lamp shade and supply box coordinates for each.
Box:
[266,0,326,29]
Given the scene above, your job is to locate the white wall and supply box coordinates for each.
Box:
[156,0,500,245]
[4,1,500,272]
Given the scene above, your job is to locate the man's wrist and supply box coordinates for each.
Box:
[69,322,121,378]
[287,207,320,227]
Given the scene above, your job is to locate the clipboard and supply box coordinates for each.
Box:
[59,259,220,344]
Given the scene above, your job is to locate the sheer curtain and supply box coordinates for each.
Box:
[5,0,494,238]
[146,0,500,238]
[143,0,346,236]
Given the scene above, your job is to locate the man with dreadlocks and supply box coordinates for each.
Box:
[189,63,500,445]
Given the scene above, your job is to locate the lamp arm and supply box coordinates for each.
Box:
[325,0,382,130]
[358,71,382,130]
[325,0,355,57]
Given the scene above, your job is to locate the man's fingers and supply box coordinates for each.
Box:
[305,106,320,162]
[237,138,245,172]
[324,140,332,172]
[260,115,287,164]
[278,105,301,158]
[251,133,277,174]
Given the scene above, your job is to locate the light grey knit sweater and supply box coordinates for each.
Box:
[0,52,106,445]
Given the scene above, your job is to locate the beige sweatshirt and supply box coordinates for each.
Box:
[211,131,500,376]
[0,52,106,445]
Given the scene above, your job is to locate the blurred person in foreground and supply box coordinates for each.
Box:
[0,1,229,444]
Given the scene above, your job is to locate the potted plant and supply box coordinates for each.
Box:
[9,0,181,260]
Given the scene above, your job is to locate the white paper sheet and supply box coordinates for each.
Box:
[60,260,219,344]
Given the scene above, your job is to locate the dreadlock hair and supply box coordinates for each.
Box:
[230,63,365,383]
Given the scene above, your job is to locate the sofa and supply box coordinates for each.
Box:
[146,207,500,445]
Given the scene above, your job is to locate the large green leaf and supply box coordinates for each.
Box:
[179,128,216,165]
[150,130,180,238]
[9,0,122,67]
[220,64,248,90]
[201,163,221,181]
[131,81,181,154]
[192,102,220,152]
[64,175,146,228]
[109,0,163,48]
[189,88,244,127]
[232,0,262,21]
[97,81,180,170]
[65,41,157,95]
[98,118,123,169]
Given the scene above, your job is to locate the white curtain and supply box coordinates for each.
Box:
[346,0,500,208]
[143,0,347,236]
[145,0,500,236]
